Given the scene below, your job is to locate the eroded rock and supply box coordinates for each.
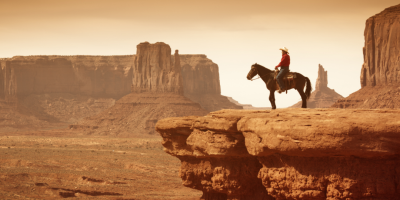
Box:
[132,42,183,94]
[333,4,400,109]
[291,64,343,108]
[156,109,400,199]
[361,4,400,87]
[179,54,242,111]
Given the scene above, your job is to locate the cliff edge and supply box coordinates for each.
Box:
[156,109,400,200]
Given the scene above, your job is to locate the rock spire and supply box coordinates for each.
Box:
[131,42,183,94]
[291,64,343,108]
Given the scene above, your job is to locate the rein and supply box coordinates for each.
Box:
[250,67,273,81]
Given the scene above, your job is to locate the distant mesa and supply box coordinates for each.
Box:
[0,42,242,134]
[72,42,209,136]
[179,54,242,112]
[291,64,343,108]
[331,3,400,109]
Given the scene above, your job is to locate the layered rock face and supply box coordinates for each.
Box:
[132,42,183,94]
[180,54,221,95]
[361,4,400,87]
[72,42,209,136]
[292,64,343,108]
[1,55,134,100]
[332,4,400,109]
[0,42,241,130]
[179,54,242,111]
[315,64,328,91]
[156,109,400,200]
[0,46,240,113]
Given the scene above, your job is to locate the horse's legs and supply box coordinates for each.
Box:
[269,90,276,109]
[297,88,307,108]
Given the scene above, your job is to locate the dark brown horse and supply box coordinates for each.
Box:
[246,63,312,109]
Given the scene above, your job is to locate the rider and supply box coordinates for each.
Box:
[275,47,290,93]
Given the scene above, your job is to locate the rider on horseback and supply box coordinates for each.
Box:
[275,47,290,93]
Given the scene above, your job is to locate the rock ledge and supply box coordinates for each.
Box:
[156,109,400,200]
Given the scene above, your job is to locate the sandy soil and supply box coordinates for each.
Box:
[0,130,201,200]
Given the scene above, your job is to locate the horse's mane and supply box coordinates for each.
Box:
[253,63,273,73]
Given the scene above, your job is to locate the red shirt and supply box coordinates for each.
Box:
[275,54,290,69]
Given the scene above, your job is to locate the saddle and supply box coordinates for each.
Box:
[274,70,297,92]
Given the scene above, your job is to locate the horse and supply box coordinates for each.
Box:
[246,63,312,109]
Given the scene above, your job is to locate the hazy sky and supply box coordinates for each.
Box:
[1,0,399,107]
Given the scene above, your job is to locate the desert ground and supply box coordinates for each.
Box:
[0,128,201,200]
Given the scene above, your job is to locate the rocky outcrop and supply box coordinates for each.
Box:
[361,4,400,87]
[292,64,343,108]
[315,64,328,91]
[180,54,221,95]
[71,42,209,136]
[179,54,242,111]
[156,109,400,199]
[132,42,183,94]
[332,4,400,109]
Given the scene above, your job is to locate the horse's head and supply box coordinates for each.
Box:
[247,63,258,80]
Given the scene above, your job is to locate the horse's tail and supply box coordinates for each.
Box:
[305,77,312,99]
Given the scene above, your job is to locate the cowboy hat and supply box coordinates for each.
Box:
[279,47,289,53]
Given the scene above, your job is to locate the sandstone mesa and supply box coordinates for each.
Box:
[332,4,400,109]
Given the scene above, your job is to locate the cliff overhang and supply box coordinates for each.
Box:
[156,109,400,200]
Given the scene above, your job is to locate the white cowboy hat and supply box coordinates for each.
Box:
[279,47,289,53]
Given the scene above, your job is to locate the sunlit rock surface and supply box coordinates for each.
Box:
[179,54,242,111]
[361,4,400,87]
[132,42,183,94]
[332,4,400,109]
[156,109,400,200]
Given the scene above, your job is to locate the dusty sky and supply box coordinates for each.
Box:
[1,0,399,107]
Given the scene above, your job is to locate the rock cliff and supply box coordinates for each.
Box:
[0,42,242,130]
[291,64,343,108]
[0,48,240,112]
[156,109,400,200]
[361,4,400,87]
[180,54,221,95]
[71,42,209,136]
[1,55,134,100]
[132,42,183,94]
[332,4,400,109]
[179,54,242,111]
